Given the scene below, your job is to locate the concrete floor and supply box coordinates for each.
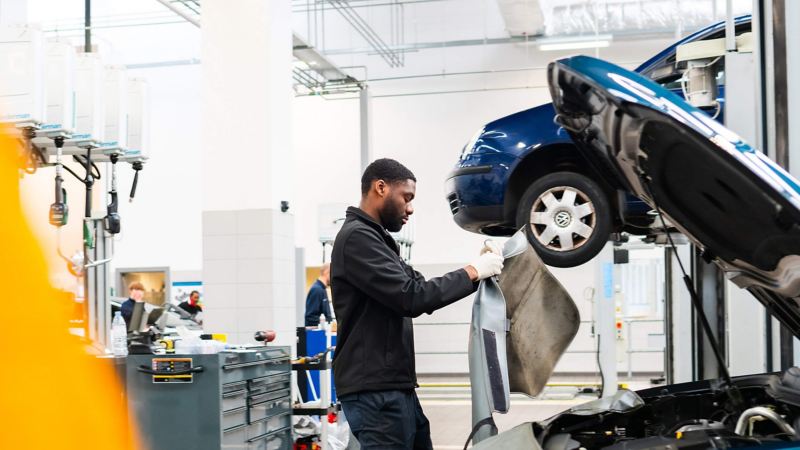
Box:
[422,398,584,449]
[337,375,661,449]
[415,375,659,449]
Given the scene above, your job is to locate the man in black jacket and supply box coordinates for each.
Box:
[331,158,504,449]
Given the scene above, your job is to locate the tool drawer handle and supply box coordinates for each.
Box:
[246,426,291,443]
[222,358,288,370]
[137,365,205,376]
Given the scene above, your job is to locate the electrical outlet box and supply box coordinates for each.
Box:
[102,64,128,151]
[125,77,149,158]
[72,52,105,142]
[40,40,75,134]
[0,24,45,126]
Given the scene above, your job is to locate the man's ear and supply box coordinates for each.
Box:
[374,179,387,198]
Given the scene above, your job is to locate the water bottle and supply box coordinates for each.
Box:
[318,314,327,331]
[111,311,128,356]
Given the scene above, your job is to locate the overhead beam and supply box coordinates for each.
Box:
[154,0,200,27]
[495,0,544,37]
[292,34,356,83]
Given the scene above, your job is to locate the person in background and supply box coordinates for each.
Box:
[305,263,332,327]
[178,290,203,316]
[120,282,146,329]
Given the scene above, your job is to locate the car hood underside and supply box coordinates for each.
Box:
[547,55,800,337]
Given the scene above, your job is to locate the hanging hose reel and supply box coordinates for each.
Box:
[106,153,121,234]
[49,135,68,227]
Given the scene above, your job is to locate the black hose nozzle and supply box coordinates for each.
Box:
[129,161,143,202]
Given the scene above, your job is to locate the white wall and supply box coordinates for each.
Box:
[293,86,552,267]
[110,65,202,272]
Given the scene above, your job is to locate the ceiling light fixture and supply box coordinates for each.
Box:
[537,34,613,52]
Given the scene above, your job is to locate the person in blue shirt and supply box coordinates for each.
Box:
[120,281,145,329]
[304,263,332,327]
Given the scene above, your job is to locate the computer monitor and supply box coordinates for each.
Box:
[148,307,166,330]
[128,302,166,333]
[128,301,146,333]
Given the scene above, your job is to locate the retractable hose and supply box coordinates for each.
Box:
[49,136,68,227]
[82,147,95,250]
[106,154,121,234]
[129,161,143,202]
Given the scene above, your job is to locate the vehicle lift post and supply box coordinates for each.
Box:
[594,243,618,398]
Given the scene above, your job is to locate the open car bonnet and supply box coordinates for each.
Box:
[547,55,800,337]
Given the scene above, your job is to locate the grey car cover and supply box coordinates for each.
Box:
[468,238,516,443]
[468,229,580,446]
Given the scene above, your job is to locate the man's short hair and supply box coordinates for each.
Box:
[189,290,200,297]
[360,158,416,195]
[128,281,145,292]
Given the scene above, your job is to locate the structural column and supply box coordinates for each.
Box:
[360,86,372,172]
[200,0,296,349]
[594,244,618,398]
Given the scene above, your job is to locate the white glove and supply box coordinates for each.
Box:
[481,239,503,256]
[469,252,504,281]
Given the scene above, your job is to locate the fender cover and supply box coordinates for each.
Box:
[469,229,580,444]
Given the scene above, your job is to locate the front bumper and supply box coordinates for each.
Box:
[445,162,512,235]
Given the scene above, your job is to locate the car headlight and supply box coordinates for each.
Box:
[461,127,485,159]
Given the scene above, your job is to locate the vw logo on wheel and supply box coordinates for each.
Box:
[554,211,572,228]
[529,185,596,252]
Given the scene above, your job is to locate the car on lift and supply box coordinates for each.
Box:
[445,16,752,268]
[472,53,800,449]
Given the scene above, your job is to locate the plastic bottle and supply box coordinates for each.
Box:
[318,314,327,331]
[111,311,128,356]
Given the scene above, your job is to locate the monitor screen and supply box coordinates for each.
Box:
[127,302,151,333]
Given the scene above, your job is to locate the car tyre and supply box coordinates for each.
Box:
[515,171,612,267]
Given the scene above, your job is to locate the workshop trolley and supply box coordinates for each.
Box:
[126,347,291,450]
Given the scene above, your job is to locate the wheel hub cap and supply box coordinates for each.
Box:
[554,211,572,228]
[529,186,596,252]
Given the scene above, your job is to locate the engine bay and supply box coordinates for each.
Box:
[536,369,800,449]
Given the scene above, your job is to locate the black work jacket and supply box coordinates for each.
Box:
[331,207,475,396]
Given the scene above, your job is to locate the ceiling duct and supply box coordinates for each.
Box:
[496,0,545,37]
[538,0,752,37]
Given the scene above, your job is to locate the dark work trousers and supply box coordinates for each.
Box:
[339,390,433,450]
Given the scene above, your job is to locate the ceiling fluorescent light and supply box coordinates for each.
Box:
[537,34,613,52]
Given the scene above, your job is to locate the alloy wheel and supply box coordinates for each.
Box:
[529,186,596,252]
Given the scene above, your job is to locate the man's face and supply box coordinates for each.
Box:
[378,179,416,232]
[131,289,144,302]
[190,293,199,305]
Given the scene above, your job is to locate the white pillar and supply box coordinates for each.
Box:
[359,86,372,172]
[201,0,296,350]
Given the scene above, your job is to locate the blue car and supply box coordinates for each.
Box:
[471,53,800,450]
[446,16,751,267]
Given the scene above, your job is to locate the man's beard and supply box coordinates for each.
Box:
[380,202,405,232]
